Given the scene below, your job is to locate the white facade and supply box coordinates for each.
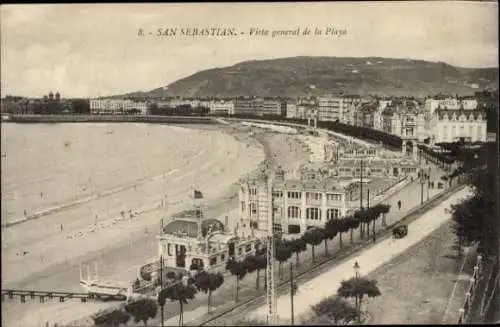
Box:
[209,100,235,115]
[286,103,298,118]
[318,95,362,123]
[238,170,348,236]
[318,96,342,122]
[90,99,148,115]
[424,97,478,117]
[430,110,487,143]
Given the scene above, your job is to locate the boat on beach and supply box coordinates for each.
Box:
[79,262,130,300]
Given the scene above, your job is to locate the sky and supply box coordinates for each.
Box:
[1,2,498,98]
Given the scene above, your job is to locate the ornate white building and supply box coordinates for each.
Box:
[156,214,262,273]
[381,99,426,142]
[238,166,349,236]
[429,108,487,143]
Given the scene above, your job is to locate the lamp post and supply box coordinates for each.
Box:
[360,160,364,209]
[159,255,165,327]
[419,168,426,206]
[353,260,360,278]
[290,264,297,325]
[353,261,361,322]
[367,188,370,208]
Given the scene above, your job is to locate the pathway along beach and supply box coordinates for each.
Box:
[1,122,311,327]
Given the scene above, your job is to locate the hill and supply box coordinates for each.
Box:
[120,57,499,98]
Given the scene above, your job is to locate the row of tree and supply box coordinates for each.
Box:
[93,203,392,327]
[148,104,210,116]
[311,276,382,324]
[449,141,498,260]
[224,203,391,306]
[93,270,224,327]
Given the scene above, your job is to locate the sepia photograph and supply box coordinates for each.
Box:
[1,1,498,326]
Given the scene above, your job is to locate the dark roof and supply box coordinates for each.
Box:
[359,102,378,114]
[162,218,225,238]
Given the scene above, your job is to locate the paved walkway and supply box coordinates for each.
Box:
[248,187,473,322]
[174,163,449,326]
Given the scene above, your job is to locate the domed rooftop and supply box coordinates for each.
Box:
[162,218,225,238]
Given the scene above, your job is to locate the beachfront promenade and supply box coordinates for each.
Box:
[5,120,451,327]
[248,187,472,324]
[156,161,448,327]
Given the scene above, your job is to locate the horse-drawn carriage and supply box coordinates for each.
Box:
[392,224,408,239]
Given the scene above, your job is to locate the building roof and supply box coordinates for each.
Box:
[208,233,238,244]
[358,102,378,114]
[162,218,225,238]
[276,177,345,192]
[434,109,485,120]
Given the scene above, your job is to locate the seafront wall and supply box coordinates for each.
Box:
[2,114,217,124]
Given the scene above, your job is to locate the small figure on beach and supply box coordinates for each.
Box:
[397,200,402,210]
[60,224,64,232]
[40,192,43,199]
[24,209,27,217]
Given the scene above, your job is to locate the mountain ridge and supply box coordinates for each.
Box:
[113,56,499,98]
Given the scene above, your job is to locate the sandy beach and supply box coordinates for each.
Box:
[1,122,311,327]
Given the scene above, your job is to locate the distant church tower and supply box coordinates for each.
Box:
[55,92,61,101]
[49,91,54,100]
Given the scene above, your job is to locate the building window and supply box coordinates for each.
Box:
[241,201,245,212]
[306,192,322,204]
[272,191,283,198]
[287,206,301,219]
[326,193,341,202]
[287,191,301,199]
[306,208,321,220]
[249,188,257,196]
[167,243,172,256]
[221,253,225,262]
[238,247,243,255]
[210,257,217,266]
[245,244,252,252]
[250,203,257,215]
[326,208,340,220]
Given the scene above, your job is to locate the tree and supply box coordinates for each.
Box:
[449,142,498,260]
[302,228,325,263]
[226,259,248,302]
[354,209,371,239]
[377,203,391,227]
[337,218,350,249]
[158,281,197,327]
[194,270,224,313]
[337,277,381,318]
[275,242,292,279]
[92,308,130,327]
[124,298,158,327]
[374,206,383,234]
[366,207,380,237]
[243,254,267,290]
[346,216,359,244]
[311,295,359,325]
[323,219,339,256]
[289,237,307,267]
[71,99,90,114]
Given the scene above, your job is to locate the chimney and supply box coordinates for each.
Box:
[224,216,229,232]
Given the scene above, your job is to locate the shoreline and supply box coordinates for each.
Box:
[3,123,312,327]
[2,122,264,288]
